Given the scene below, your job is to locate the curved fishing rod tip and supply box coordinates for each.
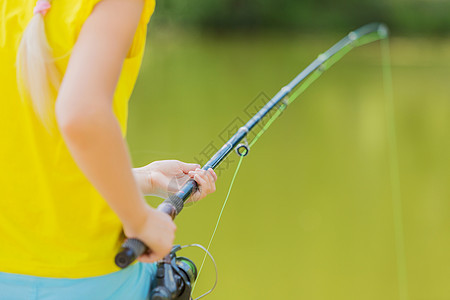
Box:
[377,24,389,39]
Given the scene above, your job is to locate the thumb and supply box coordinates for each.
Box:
[179,162,201,174]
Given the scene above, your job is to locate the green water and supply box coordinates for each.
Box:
[127,31,450,300]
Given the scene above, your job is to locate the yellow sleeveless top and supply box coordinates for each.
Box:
[0,0,155,278]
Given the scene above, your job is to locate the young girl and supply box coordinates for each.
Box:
[0,0,217,299]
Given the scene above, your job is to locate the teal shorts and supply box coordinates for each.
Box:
[0,262,156,300]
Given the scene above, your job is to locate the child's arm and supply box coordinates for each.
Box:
[55,0,174,262]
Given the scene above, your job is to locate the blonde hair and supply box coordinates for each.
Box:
[16,1,60,130]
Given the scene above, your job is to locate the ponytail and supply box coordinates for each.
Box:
[16,0,60,130]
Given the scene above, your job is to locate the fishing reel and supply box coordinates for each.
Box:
[150,244,217,300]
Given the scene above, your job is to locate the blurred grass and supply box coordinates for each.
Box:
[127,29,450,300]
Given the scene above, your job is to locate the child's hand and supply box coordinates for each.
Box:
[124,206,177,263]
[133,160,217,202]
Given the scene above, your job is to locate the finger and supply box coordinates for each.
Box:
[203,168,216,184]
[189,169,216,202]
[196,169,214,193]
[194,172,208,188]
[194,174,208,199]
[179,162,201,174]
[208,168,218,181]
[198,171,215,197]
[191,169,206,180]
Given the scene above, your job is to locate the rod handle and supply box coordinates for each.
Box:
[114,238,146,269]
[114,198,181,269]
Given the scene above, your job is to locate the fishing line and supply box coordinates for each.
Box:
[179,244,218,300]
[191,154,245,296]
[382,38,408,300]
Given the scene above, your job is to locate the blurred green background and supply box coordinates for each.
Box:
[127,1,449,299]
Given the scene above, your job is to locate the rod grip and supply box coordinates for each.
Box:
[114,238,146,269]
[114,197,182,269]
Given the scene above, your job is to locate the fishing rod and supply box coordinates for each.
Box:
[115,22,389,299]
